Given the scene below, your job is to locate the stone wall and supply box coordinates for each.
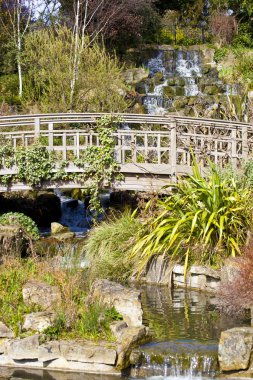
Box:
[142,255,221,292]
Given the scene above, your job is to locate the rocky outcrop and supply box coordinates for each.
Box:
[86,279,143,327]
[218,327,253,371]
[0,322,14,338]
[51,222,69,235]
[141,256,220,292]
[0,225,27,257]
[0,191,61,228]
[23,312,55,332]
[22,281,62,310]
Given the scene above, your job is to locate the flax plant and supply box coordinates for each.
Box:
[132,158,253,276]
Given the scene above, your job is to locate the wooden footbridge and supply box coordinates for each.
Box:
[0,112,252,192]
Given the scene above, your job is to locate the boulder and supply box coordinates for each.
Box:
[23,312,55,332]
[86,279,143,327]
[218,327,253,371]
[116,325,149,369]
[59,341,117,365]
[22,280,62,310]
[6,335,40,360]
[51,222,69,235]
[0,321,14,338]
[110,321,128,342]
[221,257,241,285]
[144,255,173,286]
[0,339,8,354]
[38,341,60,362]
[0,225,26,256]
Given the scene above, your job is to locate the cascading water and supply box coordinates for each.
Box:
[175,51,201,96]
[143,49,202,115]
[129,286,249,380]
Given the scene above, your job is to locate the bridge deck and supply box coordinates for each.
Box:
[0,113,252,192]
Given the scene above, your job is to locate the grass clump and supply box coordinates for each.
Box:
[85,210,142,284]
[0,255,122,342]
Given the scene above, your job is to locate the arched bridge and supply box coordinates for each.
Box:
[0,113,252,192]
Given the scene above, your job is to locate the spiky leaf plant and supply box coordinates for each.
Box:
[132,158,252,276]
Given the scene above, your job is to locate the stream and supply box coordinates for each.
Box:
[2,286,248,380]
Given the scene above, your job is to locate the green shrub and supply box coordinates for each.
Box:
[132,158,253,275]
[0,212,39,240]
[86,210,141,284]
[214,47,229,63]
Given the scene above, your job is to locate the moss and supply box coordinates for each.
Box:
[153,71,164,85]
[163,86,176,97]
[175,86,185,96]
[203,85,220,95]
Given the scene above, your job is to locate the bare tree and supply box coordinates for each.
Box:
[69,0,155,107]
[0,0,34,97]
[210,11,237,46]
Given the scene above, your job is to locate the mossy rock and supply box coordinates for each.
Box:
[153,72,164,85]
[187,96,197,106]
[203,85,220,95]
[135,82,147,94]
[175,86,185,96]
[167,78,176,86]
[173,98,188,110]
[174,77,185,86]
[202,65,211,75]
[163,86,176,97]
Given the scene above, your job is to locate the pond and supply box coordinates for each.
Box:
[2,286,249,380]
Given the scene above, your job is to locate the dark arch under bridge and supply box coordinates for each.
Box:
[0,112,252,192]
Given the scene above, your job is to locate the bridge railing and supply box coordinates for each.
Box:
[0,113,252,178]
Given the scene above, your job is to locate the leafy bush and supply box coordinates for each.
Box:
[132,158,253,275]
[86,210,141,284]
[0,212,39,240]
[214,47,229,63]
[219,240,253,315]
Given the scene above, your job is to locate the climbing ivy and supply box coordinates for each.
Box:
[74,115,124,213]
[16,143,54,186]
[0,115,124,214]
[0,212,40,240]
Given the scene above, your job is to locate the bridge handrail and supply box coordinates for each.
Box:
[0,113,251,129]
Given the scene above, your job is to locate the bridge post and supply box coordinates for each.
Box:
[242,126,248,161]
[231,128,237,169]
[34,118,40,138]
[170,120,177,181]
[48,123,54,151]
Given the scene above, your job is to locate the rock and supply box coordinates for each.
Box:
[22,280,62,310]
[172,264,221,292]
[59,340,117,365]
[0,191,61,228]
[23,311,55,332]
[221,257,241,285]
[6,335,40,360]
[203,85,220,95]
[86,279,143,327]
[135,82,147,95]
[144,255,173,286]
[51,222,69,235]
[53,232,75,241]
[0,321,14,338]
[110,321,128,341]
[123,68,148,84]
[0,225,26,256]
[38,341,60,362]
[116,325,149,369]
[163,86,176,97]
[218,327,253,371]
[175,86,185,96]
[0,338,8,354]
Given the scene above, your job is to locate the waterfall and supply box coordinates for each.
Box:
[175,51,201,96]
[130,341,218,379]
[143,49,202,115]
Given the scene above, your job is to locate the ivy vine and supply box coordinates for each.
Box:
[0,115,124,214]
